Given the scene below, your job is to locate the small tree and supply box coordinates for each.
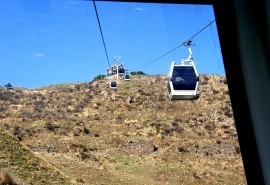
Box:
[4,83,13,89]
[93,74,106,81]
[130,71,146,75]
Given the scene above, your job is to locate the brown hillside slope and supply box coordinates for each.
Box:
[0,130,75,185]
[0,74,246,184]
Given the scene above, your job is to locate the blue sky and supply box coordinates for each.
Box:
[0,0,225,89]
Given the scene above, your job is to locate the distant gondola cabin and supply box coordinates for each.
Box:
[124,73,130,81]
[109,80,117,89]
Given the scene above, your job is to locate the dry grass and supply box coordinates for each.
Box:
[0,74,246,184]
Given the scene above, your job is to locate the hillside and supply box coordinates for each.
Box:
[0,74,246,184]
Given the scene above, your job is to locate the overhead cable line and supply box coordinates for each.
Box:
[120,2,130,54]
[92,0,111,68]
[133,19,216,71]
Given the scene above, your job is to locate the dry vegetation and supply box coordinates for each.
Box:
[0,74,246,184]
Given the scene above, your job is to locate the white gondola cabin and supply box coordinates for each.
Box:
[124,72,130,81]
[109,80,117,89]
[167,41,199,100]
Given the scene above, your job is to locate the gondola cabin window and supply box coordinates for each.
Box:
[171,66,197,90]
